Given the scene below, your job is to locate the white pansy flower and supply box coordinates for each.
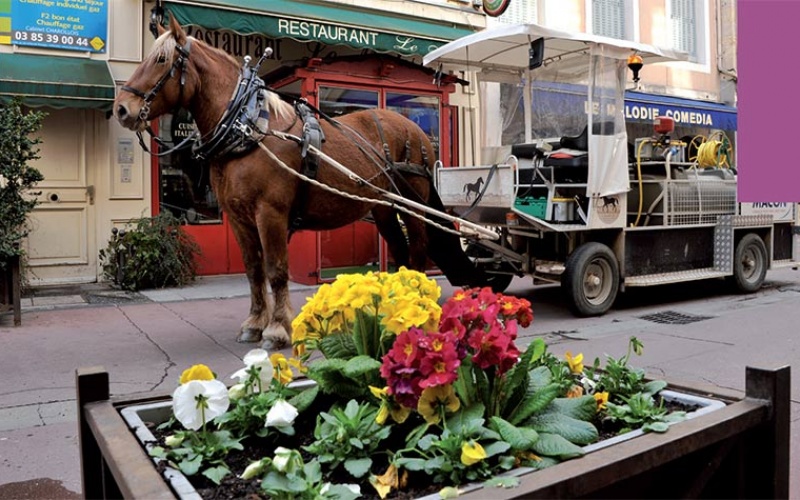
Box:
[240,459,267,480]
[164,434,184,447]
[172,379,230,431]
[265,399,298,430]
[228,383,247,401]
[231,348,274,393]
[272,446,293,472]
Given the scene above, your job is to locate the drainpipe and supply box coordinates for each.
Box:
[716,0,737,106]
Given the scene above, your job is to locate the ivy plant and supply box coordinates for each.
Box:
[0,98,45,270]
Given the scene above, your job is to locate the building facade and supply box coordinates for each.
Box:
[1,0,736,286]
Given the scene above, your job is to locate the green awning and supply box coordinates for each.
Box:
[165,0,477,56]
[0,53,115,111]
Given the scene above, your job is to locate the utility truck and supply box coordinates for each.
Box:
[423,23,798,316]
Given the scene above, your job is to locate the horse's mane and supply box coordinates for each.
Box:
[151,31,292,120]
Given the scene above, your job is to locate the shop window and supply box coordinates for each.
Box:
[318,86,379,116]
[157,110,222,225]
[386,93,441,160]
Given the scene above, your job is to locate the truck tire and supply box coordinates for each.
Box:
[562,242,620,317]
[730,233,768,293]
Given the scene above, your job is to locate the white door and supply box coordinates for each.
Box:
[25,109,97,284]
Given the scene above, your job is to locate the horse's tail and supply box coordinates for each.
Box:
[424,181,487,287]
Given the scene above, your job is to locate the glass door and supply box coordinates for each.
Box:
[316,85,382,280]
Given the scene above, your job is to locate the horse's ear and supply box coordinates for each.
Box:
[156,20,166,36]
[167,12,187,45]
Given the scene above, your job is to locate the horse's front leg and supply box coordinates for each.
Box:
[230,220,270,343]
[257,211,293,350]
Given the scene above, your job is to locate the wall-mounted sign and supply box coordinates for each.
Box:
[10,0,108,52]
[483,0,512,17]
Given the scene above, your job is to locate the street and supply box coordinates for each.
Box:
[0,268,798,498]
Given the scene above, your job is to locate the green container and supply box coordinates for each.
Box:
[514,196,547,219]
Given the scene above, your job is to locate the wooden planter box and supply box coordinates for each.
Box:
[0,254,22,326]
[76,366,791,499]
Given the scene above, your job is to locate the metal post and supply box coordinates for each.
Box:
[744,365,791,499]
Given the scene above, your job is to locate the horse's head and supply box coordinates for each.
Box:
[115,15,199,132]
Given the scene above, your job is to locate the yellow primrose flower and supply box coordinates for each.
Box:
[370,464,399,499]
[179,364,214,384]
[565,351,584,374]
[417,385,460,425]
[566,385,584,398]
[270,353,294,385]
[594,391,610,410]
[460,440,487,466]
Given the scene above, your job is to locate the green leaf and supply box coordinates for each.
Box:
[318,333,358,359]
[489,416,539,450]
[446,403,486,434]
[524,455,561,470]
[528,338,547,362]
[531,432,585,460]
[643,380,668,395]
[307,358,364,397]
[526,414,599,445]
[353,309,380,357]
[288,384,319,413]
[439,486,460,499]
[528,366,553,392]
[149,446,166,458]
[482,440,511,458]
[321,484,361,500]
[344,457,372,478]
[543,396,597,421]
[304,459,322,483]
[343,355,382,378]
[395,457,427,471]
[483,477,521,489]
[499,340,538,416]
[201,465,230,485]
[178,455,203,476]
[509,384,561,425]
[642,421,670,433]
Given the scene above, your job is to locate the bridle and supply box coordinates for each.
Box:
[121,39,197,156]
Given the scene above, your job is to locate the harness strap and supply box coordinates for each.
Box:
[289,102,326,234]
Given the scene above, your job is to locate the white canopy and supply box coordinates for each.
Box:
[422,23,688,71]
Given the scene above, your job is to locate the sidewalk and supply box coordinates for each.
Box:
[1,273,797,498]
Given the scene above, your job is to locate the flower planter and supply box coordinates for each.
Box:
[76,365,790,499]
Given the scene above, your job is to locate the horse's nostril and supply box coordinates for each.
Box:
[117,104,128,119]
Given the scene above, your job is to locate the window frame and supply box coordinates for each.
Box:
[666,0,711,68]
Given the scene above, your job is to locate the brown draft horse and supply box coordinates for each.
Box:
[115,16,480,349]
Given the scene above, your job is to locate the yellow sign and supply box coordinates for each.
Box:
[90,36,104,51]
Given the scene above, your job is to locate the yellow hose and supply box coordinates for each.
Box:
[631,138,651,227]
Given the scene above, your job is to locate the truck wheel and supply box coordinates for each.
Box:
[730,233,768,293]
[562,242,620,317]
[465,242,515,294]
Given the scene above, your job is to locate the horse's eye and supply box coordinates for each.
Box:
[156,55,167,64]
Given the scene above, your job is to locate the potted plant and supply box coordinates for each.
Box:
[114,268,736,499]
[0,97,45,326]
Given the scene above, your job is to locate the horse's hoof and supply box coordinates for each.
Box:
[237,328,263,343]
[261,326,290,351]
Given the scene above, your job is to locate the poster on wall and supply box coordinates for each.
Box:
[5,0,108,52]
